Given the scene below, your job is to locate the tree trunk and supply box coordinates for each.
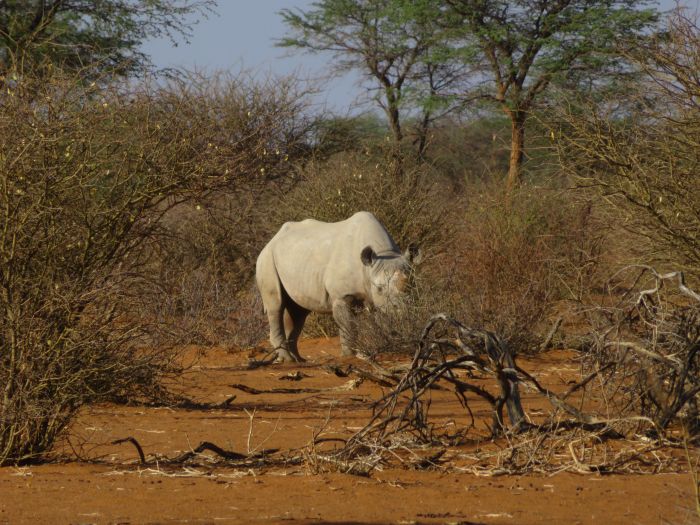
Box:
[386,104,404,178]
[506,111,526,193]
[387,103,403,144]
[414,108,431,161]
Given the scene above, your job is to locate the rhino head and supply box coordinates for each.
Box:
[360,244,422,310]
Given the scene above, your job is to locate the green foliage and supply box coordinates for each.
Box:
[314,113,389,156]
[279,0,438,73]
[281,0,660,185]
[446,0,659,110]
[279,0,465,153]
[439,0,659,187]
[0,0,214,76]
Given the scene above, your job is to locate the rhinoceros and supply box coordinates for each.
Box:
[255,211,421,362]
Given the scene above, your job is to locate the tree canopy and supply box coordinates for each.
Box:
[0,0,214,76]
[280,0,660,188]
[279,0,465,163]
[445,0,659,189]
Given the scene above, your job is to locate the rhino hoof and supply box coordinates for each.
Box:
[276,349,305,363]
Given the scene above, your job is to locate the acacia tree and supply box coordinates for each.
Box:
[444,0,658,191]
[0,0,214,76]
[408,50,473,159]
[279,0,461,169]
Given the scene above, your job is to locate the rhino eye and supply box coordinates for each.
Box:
[376,285,385,293]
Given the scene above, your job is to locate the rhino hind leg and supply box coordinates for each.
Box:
[257,254,298,363]
[260,295,293,362]
[283,302,309,362]
[262,297,306,363]
[263,307,295,363]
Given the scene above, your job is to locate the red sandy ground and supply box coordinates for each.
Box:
[1,337,697,525]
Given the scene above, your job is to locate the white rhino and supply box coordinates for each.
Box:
[256,211,421,362]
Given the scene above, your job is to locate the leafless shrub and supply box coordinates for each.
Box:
[449,181,604,354]
[426,116,510,184]
[0,67,311,465]
[276,152,451,251]
[553,9,700,278]
[352,277,458,358]
[151,262,268,350]
[142,194,273,349]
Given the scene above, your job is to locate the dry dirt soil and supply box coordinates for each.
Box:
[1,337,697,525]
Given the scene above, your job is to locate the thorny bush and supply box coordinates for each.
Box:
[554,10,700,278]
[276,151,451,252]
[149,194,271,349]
[586,267,700,438]
[0,68,312,465]
[448,181,603,354]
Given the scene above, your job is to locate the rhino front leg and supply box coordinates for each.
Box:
[332,296,357,357]
[283,304,308,362]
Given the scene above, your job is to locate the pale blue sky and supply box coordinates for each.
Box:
[141,0,695,113]
[141,1,361,113]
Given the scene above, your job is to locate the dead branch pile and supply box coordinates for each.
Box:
[350,315,527,443]
[308,294,698,476]
[301,316,561,474]
[585,266,700,438]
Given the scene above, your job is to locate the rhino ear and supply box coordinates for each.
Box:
[405,243,423,265]
[360,246,376,266]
